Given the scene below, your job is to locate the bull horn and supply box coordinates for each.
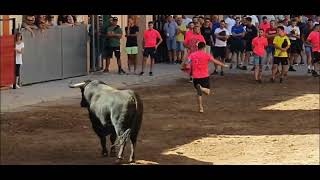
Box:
[69,82,86,88]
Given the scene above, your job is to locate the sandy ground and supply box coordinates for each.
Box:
[1,74,319,165]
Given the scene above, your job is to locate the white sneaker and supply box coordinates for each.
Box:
[16,84,20,89]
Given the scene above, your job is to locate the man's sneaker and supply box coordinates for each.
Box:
[118,69,126,74]
[236,65,241,69]
[270,78,275,83]
[211,70,218,75]
[308,69,312,74]
[288,66,296,71]
[149,72,153,76]
[312,70,319,77]
[139,72,144,76]
[16,84,21,89]
[229,64,233,69]
[251,66,255,71]
[189,77,193,83]
[265,66,270,71]
[220,71,224,76]
[280,78,283,83]
[240,66,247,70]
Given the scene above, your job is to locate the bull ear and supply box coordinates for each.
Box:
[69,82,86,88]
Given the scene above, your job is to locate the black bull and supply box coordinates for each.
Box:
[69,80,143,163]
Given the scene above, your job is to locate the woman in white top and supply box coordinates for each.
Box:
[14,33,24,89]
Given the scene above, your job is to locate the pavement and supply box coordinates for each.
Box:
[0,63,317,112]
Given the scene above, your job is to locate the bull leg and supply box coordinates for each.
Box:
[129,135,137,163]
[99,136,108,157]
[117,141,127,161]
[109,131,117,157]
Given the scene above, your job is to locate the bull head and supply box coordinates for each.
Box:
[69,80,92,107]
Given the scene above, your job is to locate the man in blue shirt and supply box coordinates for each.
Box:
[230,17,245,69]
[164,15,178,64]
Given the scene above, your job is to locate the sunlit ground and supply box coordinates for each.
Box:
[162,134,319,165]
[260,94,320,111]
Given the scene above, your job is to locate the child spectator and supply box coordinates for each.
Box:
[13,33,24,89]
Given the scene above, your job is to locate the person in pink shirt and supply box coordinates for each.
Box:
[188,42,227,113]
[252,29,268,83]
[307,24,320,77]
[182,25,205,82]
[140,21,163,76]
[259,16,270,33]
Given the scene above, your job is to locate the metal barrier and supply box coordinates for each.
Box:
[21,25,88,85]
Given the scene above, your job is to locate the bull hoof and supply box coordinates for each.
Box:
[109,150,116,157]
[115,158,123,164]
[102,151,108,157]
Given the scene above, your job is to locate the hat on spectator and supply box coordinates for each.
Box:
[113,17,118,21]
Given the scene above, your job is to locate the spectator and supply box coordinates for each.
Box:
[287,19,301,71]
[176,16,187,64]
[225,15,236,63]
[271,26,291,83]
[38,20,48,33]
[211,15,220,45]
[265,20,278,70]
[141,21,163,76]
[46,15,57,27]
[225,15,236,35]
[201,18,214,54]
[247,15,259,27]
[182,15,192,27]
[35,15,47,27]
[164,15,178,64]
[259,16,271,33]
[212,20,230,76]
[241,17,258,71]
[125,17,139,74]
[63,15,75,26]
[198,16,205,26]
[252,29,268,83]
[302,19,315,73]
[22,15,38,37]
[230,17,245,69]
[192,16,199,23]
[102,16,114,73]
[306,24,320,77]
[13,33,24,89]
[295,15,307,65]
[106,17,126,75]
[57,15,67,25]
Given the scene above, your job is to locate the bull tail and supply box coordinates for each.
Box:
[111,128,131,148]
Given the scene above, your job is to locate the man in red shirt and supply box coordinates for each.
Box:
[259,16,270,33]
[265,20,277,70]
[188,42,227,113]
[252,29,268,83]
[307,24,320,77]
[183,25,205,82]
[141,21,163,76]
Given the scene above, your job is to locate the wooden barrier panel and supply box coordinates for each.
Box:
[0,35,15,87]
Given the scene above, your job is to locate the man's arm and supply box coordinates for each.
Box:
[156,36,163,49]
[210,56,228,67]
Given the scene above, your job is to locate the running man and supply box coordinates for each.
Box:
[188,42,228,113]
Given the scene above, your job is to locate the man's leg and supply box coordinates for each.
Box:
[127,54,132,73]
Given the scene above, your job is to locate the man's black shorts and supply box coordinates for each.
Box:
[104,46,120,59]
[213,46,226,59]
[193,77,210,89]
[273,57,288,65]
[312,52,320,64]
[143,47,157,59]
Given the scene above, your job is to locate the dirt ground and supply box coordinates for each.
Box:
[1,74,319,165]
